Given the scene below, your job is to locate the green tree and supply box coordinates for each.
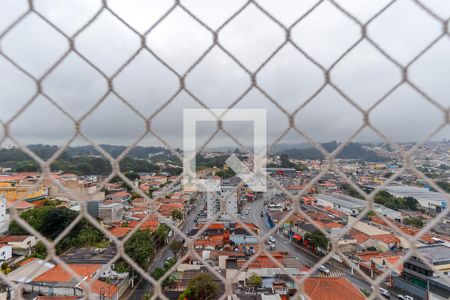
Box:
[247,272,262,288]
[169,240,183,256]
[32,241,47,259]
[125,229,155,269]
[9,207,78,239]
[179,273,218,300]
[171,209,183,221]
[215,168,235,179]
[280,154,294,168]
[305,230,329,251]
[341,183,364,199]
[153,224,170,247]
[403,217,424,228]
[405,197,419,211]
[151,267,165,280]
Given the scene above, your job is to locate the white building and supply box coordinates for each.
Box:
[0,197,9,235]
[207,185,238,221]
[0,244,12,262]
[316,193,401,220]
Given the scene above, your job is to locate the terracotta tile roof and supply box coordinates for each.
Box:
[109,227,133,238]
[304,277,365,300]
[7,200,34,209]
[197,223,225,230]
[371,234,400,244]
[89,279,119,298]
[128,219,159,231]
[234,222,259,232]
[349,229,370,244]
[321,206,345,217]
[34,264,101,282]
[316,221,343,229]
[109,191,130,198]
[0,235,30,243]
[18,257,38,266]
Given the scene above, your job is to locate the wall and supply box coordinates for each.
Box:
[392,276,427,300]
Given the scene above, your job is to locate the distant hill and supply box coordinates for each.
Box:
[0,144,177,175]
[18,144,171,159]
[280,141,386,162]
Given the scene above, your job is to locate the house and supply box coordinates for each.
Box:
[401,244,450,289]
[303,277,366,300]
[0,197,9,234]
[7,258,55,283]
[0,244,12,262]
[370,234,400,252]
[98,202,124,224]
[0,235,36,256]
[106,191,131,203]
[29,264,119,300]
[7,200,34,215]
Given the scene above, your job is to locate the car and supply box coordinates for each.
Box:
[269,236,276,243]
[377,287,390,298]
[319,265,331,274]
[269,243,276,250]
[260,212,264,217]
[398,295,413,300]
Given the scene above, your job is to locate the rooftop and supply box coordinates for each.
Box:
[415,244,450,264]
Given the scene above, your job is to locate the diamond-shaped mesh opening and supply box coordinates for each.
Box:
[1,1,450,299]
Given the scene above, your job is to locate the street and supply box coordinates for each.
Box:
[123,194,204,300]
[244,192,405,299]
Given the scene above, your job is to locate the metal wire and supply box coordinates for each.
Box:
[0,0,449,299]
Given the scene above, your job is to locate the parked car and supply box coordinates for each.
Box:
[398,295,413,300]
[377,287,390,298]
[269,242,276,250]
[260,212,264,217]
[319,265,331,274]
[269,236,276,243]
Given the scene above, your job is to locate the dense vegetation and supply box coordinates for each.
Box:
[9,207,106,254]
[374,191,419,211]
[0,145,165,175]
[281,141,386,161]
[178,273,219,300]
[403,217,424,228]
[305,230,329,251]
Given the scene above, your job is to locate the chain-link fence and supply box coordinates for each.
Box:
[0,0,449,299]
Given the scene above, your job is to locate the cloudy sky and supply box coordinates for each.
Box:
[0,0,449,150]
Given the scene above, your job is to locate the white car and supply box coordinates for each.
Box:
[398,295,413,300]
[319,265,331,274]
[269,236,276,243]
[377,287,390,298]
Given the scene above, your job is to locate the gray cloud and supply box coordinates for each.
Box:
[1,0,449,149]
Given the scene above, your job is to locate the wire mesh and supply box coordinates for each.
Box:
[0,0,449,299]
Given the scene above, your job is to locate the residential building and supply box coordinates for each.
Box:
[302,277,366,300]
[0,235,36,256]
[0,197,8,234]
[207,184,238,221]
[402,244,450,289]
[0,244,12,262]
[106,191,131,203]
[98,202,124,224]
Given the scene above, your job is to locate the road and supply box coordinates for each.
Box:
[244,192,406,299]
[123,193,204,300]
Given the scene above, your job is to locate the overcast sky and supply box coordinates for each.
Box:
[0,0,449,150]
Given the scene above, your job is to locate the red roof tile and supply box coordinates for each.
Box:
[304,277,365,300]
